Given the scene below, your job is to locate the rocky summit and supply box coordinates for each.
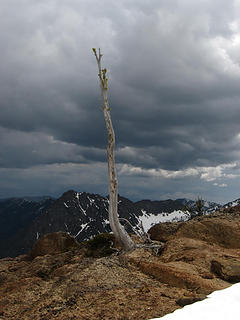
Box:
[0,207,240,320]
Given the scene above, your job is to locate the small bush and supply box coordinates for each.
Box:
[85,233,116,257]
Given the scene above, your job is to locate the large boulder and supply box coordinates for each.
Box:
[175,218,240,248]
[150,217,240,249]
[29,232,79,259]
[148,222,182,242]
[211,258,240,283]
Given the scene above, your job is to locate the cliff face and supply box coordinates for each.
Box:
[1,209,240,320]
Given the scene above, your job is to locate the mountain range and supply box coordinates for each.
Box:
[0,190,231,258]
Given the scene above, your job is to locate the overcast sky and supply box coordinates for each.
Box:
[1,0,240,203]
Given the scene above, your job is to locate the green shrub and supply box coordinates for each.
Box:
[85,233,116,257]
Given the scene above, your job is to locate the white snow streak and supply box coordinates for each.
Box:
[228,201,239,207]
[75,223,88,237]
[78,203,86,215]
[103,218,109,226]
[87,196,95,204]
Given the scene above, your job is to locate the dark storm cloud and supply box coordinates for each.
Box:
[108,0,240,171]
[0,0,110,149]
[0,126,107,168]
[1,0,240,201]
[0,163,108,199]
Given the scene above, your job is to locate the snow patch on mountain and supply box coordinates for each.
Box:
[223,198,240,208]
[138,210,191,232]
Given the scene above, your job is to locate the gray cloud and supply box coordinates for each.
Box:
[1,0,240,203]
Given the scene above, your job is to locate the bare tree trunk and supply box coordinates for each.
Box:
[93,48,135,250]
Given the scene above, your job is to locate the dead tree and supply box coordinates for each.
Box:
[92,48,135,251]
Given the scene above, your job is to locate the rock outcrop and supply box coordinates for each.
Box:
[1,210,240,319]
[29,232,80,259]
[211,259,240,283]
[149,214,240,248]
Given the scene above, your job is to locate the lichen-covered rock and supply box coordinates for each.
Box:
[29,232,79,259]
[176,295,206,307]
[211,258,240,283]
[126,249,229,295]
[175,218,240,248]
[149,215,240,249]
[149,222,182,242]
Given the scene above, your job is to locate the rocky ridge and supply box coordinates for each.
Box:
[0,207,240,320]
[0,190,219,258]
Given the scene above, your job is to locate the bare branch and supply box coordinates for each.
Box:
[119,218,143,238]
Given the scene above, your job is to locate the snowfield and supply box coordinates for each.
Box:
[150,283,240,320]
